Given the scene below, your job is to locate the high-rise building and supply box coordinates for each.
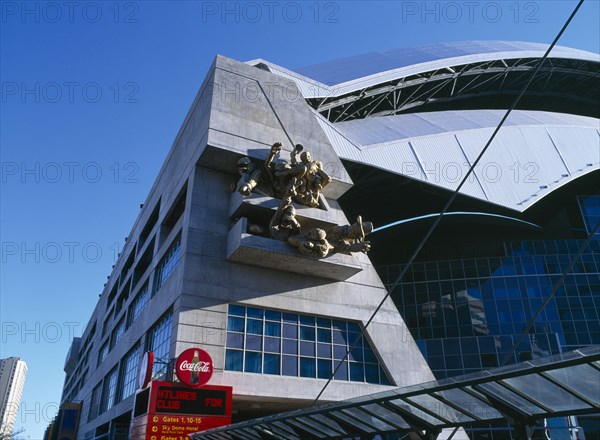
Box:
[55,41,599,440]
[0,357,28,437]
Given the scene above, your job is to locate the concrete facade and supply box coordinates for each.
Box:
[58,55,435,439]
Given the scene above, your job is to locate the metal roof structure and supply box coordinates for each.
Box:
[316,109,600,213]
[191,346,600,440]
[248,41,600,213]
[250,41,600,120]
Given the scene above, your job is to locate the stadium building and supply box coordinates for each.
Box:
[56,41,599,440]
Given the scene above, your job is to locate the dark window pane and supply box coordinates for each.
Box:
[317,328,332,343]
[332,329,348,345]
[282,339,297,355]
[227,316,244,333]
[316,317,331,328]
[300,341,315,357]
[244,352,261,373]
[245,335,262,351]
[317,359,332,379]
[349,347,364,362]
[263,354,280,375]
[300,326,315,341]
[333,361,348,380]
[247,307,263,319]
[300,358,316,378]
[365,364,379,383]
[265,321,281,337]
[317,343,331,358]
[300,315,315,326]
[225,350,243,371]
[282,355,297,376]
[229,305,245,316]
[264,337,280,353]
[350,362,364,382]
[226,333,244,349]
[283,313,298,323]
[246,319,263,335]
[333,345,347,360]
[283,323,298,339]
[265,310,281,321]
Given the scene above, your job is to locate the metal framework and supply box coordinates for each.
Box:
[307,58,599,122]
[191,346,600,440]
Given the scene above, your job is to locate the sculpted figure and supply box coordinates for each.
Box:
[328,216,373,254]
[277,144,332,207]
[233,156,263,196]
[269,194,301,241]
[288,228,334,258]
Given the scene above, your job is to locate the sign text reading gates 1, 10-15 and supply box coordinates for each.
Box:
[155,386,227,416]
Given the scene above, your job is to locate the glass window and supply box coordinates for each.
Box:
[116,342,141,402]
[223,304,391,385]
[145,310,173,379]
[154,234,181,292]
[127,282,150,327]
[88,383,102,421]
[97,341,109,367]
[99,367,118,413]
[110,317,126,350]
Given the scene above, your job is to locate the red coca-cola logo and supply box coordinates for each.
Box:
[175,348,213,387]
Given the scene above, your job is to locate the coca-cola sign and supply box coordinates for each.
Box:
[175,348,213,387]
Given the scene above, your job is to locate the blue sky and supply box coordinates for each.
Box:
[1,1,598,438]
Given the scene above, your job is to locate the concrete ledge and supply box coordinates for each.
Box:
[226,218,364,281]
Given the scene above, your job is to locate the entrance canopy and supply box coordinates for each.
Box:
[191,346,600,439]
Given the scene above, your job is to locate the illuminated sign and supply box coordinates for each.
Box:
[130,381,232,440]
[174,348,213,387]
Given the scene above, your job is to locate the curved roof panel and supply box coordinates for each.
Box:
[315,110,600,212]
[251,41,599,101]
[293,41,598,86]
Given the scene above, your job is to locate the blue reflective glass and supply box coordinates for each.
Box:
[316,317,331,328]
[332,329,348,345]
[350,362,364,381]
[225,350,243,371]
[229,304,245,316]
[245,335,262,351]
[333,345,347,360]
[283,313,298,323]
[246,319,263,335]
[334,361,348,380]
[265,310,281,321]
[317,343,331,358]
[228,316,245,333]
[226,333,244,349]
[282,339,297,355]
[300,341,315,357]
[244,352,261,373]
[263,354,280,375]
[365,364,379,383]
[282,355,297,376]
[317,328,331,343]
[247,307,263,319]
[264,337,280,353]
[282,323,298,339]
[299,315,315,326]
[349,347,364,362]
[317,359,332,379]
[265,321,281,337]
[300,326,315,341]
[300,357,316,378]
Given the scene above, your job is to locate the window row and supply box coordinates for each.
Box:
[224,304,392,385]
